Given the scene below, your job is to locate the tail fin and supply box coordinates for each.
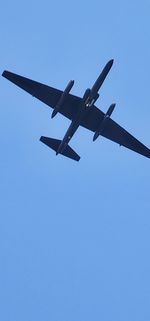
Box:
[40,136,80,161]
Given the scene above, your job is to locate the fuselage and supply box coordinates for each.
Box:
[56,100,90,155]
[56,59,114,155]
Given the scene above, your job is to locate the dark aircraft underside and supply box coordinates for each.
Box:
[2,60,150,161]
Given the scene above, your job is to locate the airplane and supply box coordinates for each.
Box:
[2,59,150,161]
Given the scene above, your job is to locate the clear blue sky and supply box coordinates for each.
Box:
[0,1,150,320]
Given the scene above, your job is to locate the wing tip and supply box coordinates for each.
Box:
[2,70,8,78]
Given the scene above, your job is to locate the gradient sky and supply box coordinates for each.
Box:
[0,1,150,321]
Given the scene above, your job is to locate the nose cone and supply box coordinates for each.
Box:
[109,59,114,65]
[107,59,114,70]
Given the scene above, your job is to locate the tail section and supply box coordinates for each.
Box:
[40,136,80,161]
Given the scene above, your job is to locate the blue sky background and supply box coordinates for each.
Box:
[0,1,150,320]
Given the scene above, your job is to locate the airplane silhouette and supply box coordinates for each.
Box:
[2,60,150,161]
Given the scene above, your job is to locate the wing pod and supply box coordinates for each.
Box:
[105,103,116,117]
[93,103,116,141]
[51,80,74,118]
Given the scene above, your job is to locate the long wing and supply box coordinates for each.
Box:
[3,70,150,158]
[2,70,82,120]
[81,108,150,159]
[2,70,106,123]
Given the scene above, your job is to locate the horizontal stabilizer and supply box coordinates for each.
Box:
[40,136,80,161]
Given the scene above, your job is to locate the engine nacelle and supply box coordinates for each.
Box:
[83,89,99,108]
[51,80,74,118]
[82,88,91,103]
